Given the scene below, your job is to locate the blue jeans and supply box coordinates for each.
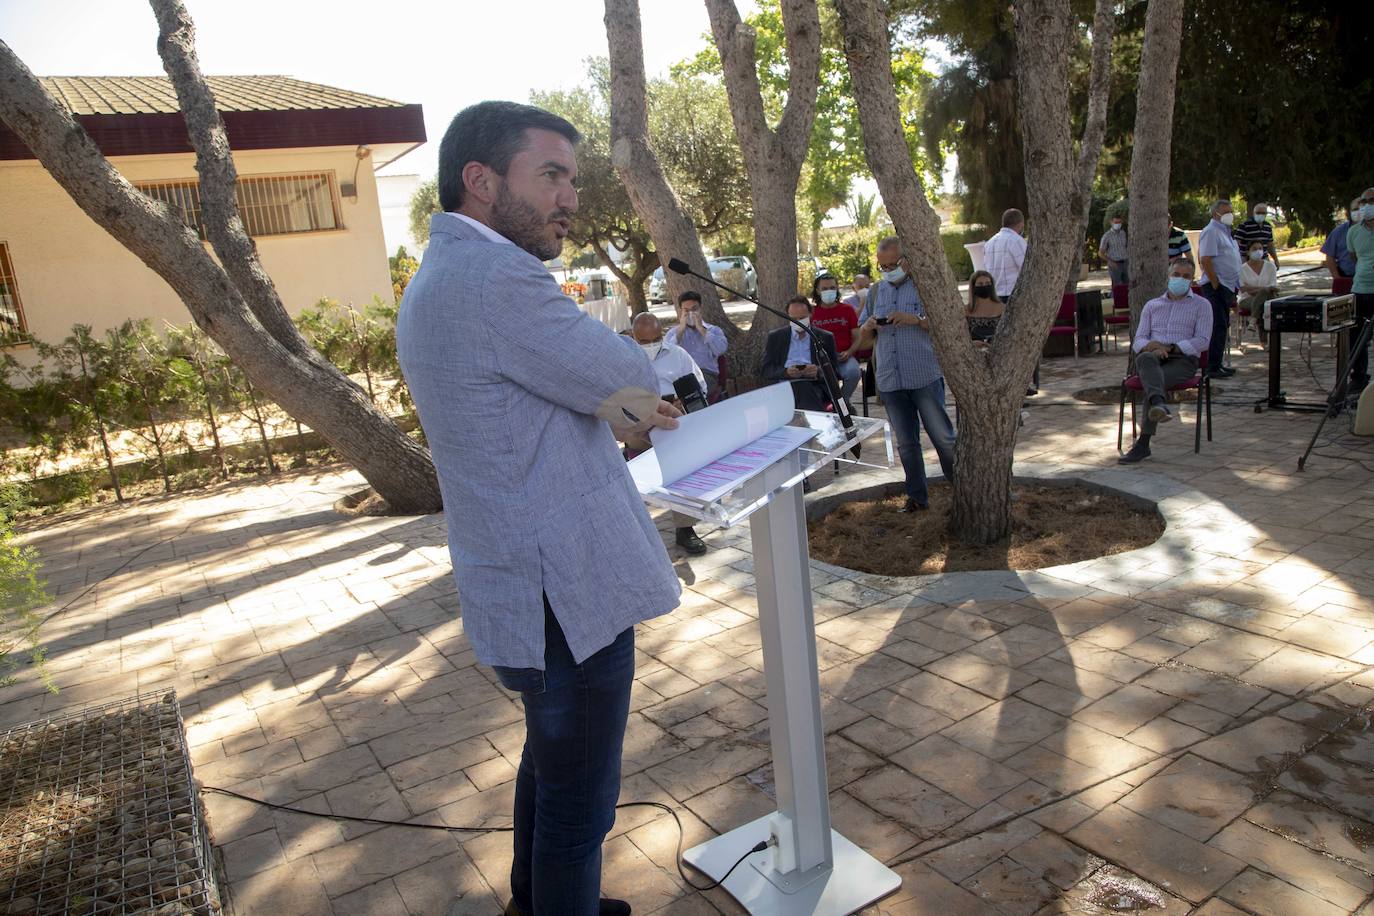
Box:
[883,379,957,506]
[493,601,635,915]
[837,356,861,401]
[1201,282,1234,372]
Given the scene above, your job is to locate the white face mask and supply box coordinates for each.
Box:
[640,341,662,359]
[1361,204,1374,222]
[1254,211,1268,221]
[1249,249,1265,261]
[794,316,810,330]
[820,290,838,304]
[881,267,906,284]
[1111,222,1122,232]
[1219,212,1235,226]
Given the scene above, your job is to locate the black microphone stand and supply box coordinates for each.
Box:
[667,258,861,459]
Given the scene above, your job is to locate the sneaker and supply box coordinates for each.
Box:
[1147,403,1173,424]
[1118,440,1152,464]
[1215,366,1237,377]
[901,498,929,513]
[1026,387,1039,396]
[675,526,707,556]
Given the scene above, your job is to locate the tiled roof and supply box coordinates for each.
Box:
[40,75,410,116]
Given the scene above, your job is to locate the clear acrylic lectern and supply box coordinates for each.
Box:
[635,410,900,915]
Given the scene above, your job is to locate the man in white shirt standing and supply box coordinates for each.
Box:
[983,209,1027,299]
[983,208,1039,394]
[630,312,709,555]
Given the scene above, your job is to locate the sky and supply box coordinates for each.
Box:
[0,0,759,180]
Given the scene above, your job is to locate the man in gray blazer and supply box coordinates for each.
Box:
[397,101,682,916]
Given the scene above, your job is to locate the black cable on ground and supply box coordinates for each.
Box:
[201,787,765,893]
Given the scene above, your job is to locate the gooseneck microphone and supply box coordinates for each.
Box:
[666,257,860,459]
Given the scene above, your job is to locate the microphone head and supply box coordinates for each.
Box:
[667,258,690,275]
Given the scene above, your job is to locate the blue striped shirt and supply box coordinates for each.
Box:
[860,276,944,391]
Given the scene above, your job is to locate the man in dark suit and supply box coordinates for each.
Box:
[761,295,841,411]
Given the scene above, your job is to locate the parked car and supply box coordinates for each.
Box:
[709,256,757,300]
[648,266,668,303]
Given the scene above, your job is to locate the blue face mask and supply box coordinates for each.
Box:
[1167,276,1191,297]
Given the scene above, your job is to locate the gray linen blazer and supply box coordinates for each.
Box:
[397,214,681,668]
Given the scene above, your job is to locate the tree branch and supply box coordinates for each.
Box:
[149,0,321,363]
[1075,0,1115,224]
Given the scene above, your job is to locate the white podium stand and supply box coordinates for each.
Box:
[635,410,900,915]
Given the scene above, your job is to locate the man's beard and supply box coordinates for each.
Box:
[491,181,563,261]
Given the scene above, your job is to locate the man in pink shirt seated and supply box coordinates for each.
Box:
[1119,260,1213,464]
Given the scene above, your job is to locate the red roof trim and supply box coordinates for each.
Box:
[0,104,426,160]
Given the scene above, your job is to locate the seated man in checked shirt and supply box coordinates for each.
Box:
[1119,259,1213,464]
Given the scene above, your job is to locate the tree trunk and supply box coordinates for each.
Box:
[1127,0,1185,333]
[604,0,732,338]
[835,0,1113,545]
[0,13,441,514]
[1065,0,1117,291]
[192,353,229,479]
[949,398,1021,545]
[704,0,821,373]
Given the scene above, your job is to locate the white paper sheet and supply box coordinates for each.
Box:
[628,383,803,500]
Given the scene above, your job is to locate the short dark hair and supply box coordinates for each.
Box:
[786,295,812,310]
[677,290,702,306]
[438,101,581,211]
[1002,208,1024,228]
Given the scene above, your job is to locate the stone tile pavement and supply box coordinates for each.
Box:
[8,332,1374,915]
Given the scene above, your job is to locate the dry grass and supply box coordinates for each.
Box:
[809,482,1163,576]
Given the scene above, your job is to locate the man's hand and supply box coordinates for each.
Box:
[861,316,879,333]
[612,399,681,448]
[1144,341,1170,358]
[801,364,819,379]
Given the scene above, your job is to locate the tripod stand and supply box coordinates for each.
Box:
[1298,315,1374,470]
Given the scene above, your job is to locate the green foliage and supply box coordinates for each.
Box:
[819,227,878,283]
[390,246,419,302]
[941,227,988,280]
[409,179,439,247]
[1284,217,1305,247]
[0,481,52,691]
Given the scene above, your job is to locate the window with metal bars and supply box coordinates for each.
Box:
[138,172,343,239]
[0,242,28,345]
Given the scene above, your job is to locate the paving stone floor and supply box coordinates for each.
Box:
[8,331,1374,915]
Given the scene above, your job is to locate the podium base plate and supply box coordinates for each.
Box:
[683,815,901,915]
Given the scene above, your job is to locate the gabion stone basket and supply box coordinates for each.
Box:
[0,690,221,915]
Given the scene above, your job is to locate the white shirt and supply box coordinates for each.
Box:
[1239,258,1277,291]
[645,340,706,397]
[450,212,514,246]
[983,227,1027,297]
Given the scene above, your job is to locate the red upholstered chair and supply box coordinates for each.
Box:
[1042,293,1078,357]
[1118,350,1213,454]
[712,354,731,402]
[1103,284,1131,349]
[1334,277,1354,297]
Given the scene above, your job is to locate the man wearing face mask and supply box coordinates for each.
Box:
[1347,189,1374,395]
[811,272,862,401]
[664,290,728,400]
[1322,198,1362,290]
[397,101,681,916]
[631,312,710,555]
[1235,202,1280,270]
[1118,260,1213,464]
[1100,213,1130,286]
[1197,199,1242,378]
[852,237,957,512]
[761,295,840,411]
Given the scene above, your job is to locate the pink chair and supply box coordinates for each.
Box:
[1118,350,1212,453]
[1103,284,1131,348]
[1042,293,1078,357]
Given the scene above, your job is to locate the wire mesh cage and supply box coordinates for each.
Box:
[0,690,221,915]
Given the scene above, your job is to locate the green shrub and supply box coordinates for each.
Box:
[818,227,877,283]
[941,227,988,281]
[1283,216,1304,246]
[1,483,53,691]
[1272,226,1291,250]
